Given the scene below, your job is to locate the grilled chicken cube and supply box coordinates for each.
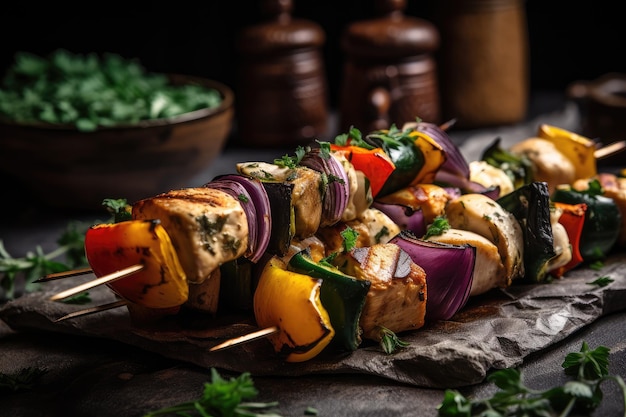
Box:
[469,160,515,197]
[317,207,401,256]
[445,193,525,285]
[237,162,323,239]
[341,243,427,341]
[132,187,249,313]
[510,138,576,194]
[426,228,506,296]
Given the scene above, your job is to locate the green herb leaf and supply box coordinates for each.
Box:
[274,146,308,168]
[424,216,451,239]
[587,276,614,287]
[0,367,48,392]
[437,342,626,416]
[378,326,410,354]
[0,49,223,131]
[589,260,605,271]
[0,221,90,301]
[341,227,359,252]
[102,198,132,223]
[143,368,282,417]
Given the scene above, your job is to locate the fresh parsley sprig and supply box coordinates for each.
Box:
[379,326,410,354]
[143,368,283,417]
[0,367,48,392]
[424,216,451,239]
[274,146,308,169]
[0,198,127,301]
[0,221,89,301]
[437,341,626,416]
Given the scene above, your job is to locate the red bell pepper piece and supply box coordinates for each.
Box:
[330,144,395,198]
[551,202,587,278]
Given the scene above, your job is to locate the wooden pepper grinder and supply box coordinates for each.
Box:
[236,0,329,148]
[339,0,441,133]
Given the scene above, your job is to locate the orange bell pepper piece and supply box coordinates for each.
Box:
[84,219,188,309]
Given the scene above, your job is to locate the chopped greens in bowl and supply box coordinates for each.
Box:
[0,49,223,132]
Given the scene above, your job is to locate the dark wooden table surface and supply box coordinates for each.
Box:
[2,91,625,417]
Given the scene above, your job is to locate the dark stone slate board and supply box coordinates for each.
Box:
[1,253,625,389]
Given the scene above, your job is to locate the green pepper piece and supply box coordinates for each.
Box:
[367,125,425,197]
[551,183,621,262]
[288,249,371,352]
[481,137,533,189]
[497,181,556,283]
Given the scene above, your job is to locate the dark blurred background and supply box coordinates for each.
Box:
[1,1,625,113]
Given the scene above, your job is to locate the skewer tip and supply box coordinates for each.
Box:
[209,326,280,352]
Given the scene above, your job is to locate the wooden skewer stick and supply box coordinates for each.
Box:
[49,264,144,302]
[401,118,457,133]
[54,299,129,322]
[35,267,94,283]
[595,140,626,159]
[439,118,457,132]
[209,326,280,352]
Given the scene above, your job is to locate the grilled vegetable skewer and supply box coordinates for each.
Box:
[43,121,625,362]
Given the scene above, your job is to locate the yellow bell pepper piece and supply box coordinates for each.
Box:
[408,130,447,185]
[253,256,335,362]
[84,219,188,309]
[537,124,597,180]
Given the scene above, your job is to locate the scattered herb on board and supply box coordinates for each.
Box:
[0,49,223,131]
[379,326,410,354]
[0,367,48,392]
[0,198,128,301]
[588,276,614,287]
[0,221,89,301]
[437,341,626,416]
[143,368,283,417]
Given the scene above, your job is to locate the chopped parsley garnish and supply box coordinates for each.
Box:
[437,342,626,416]
[274,146,307,168]
[143,368,283,417]
[424,216,450,239]
[0,367,48,392]
[0,49,223,131]
[588,276,614,287]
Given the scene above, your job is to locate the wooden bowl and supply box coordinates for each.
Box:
[0,75,234,211]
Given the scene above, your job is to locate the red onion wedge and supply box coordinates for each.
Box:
[205,174,272,263]
[373,183,458,237]
[372,201,427,237]
[410,122,498,198]
[390,230,475,322]
[300,148,350,227]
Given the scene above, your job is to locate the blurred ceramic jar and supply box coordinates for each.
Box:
[339,0,441,134]
[236,0,329,148]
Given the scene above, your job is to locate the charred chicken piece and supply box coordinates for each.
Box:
[339,243,427,342]
[317,207,401,256]
[132,187,249,314]
[237,162,324,239]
